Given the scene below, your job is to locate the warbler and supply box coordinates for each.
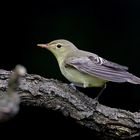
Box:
[37,39,140,89]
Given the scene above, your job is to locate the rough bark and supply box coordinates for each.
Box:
[0,69,140,139]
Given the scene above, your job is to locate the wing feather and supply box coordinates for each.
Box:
[65,56,131,83]
[88,55,128,70]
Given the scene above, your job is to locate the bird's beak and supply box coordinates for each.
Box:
[37,44,48,49]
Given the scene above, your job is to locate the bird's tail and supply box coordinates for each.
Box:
[127,74,140,84]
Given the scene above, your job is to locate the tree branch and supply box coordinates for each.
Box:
[0,69,140,139]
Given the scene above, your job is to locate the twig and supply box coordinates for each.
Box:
[0,66,26,122]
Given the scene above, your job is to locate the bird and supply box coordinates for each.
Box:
[37,39,140,99]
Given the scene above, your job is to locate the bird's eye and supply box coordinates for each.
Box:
[56,44,62,48]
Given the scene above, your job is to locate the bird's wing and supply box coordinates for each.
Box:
[65,55,130,83]
[88,55,128,70]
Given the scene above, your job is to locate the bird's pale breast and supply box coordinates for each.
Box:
[60,63,106,88]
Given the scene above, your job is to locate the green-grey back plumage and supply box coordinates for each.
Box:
[38,39,140,87]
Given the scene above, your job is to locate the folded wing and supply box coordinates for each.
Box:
[65,56,131,83]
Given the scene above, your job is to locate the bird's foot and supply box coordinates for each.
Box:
[69,83,77,91]
[93,97,100,110]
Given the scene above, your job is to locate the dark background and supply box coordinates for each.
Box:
[0,0,140,139]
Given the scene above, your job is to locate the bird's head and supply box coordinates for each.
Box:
[37,39,78,59]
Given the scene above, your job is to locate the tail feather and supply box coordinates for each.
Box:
[127,74,140,84]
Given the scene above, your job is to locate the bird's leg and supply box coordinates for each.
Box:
[94,84,107,102]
